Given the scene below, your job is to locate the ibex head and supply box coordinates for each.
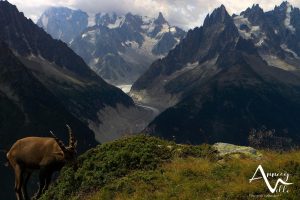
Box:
[50,124,78,163]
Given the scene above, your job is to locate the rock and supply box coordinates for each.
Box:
[213,143,262,159]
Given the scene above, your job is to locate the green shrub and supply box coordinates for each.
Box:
[41,135,175,199]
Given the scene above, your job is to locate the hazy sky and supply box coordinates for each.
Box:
[8,0,300,30]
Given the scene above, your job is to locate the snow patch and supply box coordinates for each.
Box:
[125,40,139,49]
[141,35,157,51]
[261,54,296,71]
[81,33,87,38]
[91,57,100,65]
[284,3,296,33]
[170,27,176,33]
[58,30,63,39]
[138,34,159,56]
[141,16,153,24]
[117,84,132,93]
[88,14,96,26]
[124,35,158,56]
[281,44,300,59]
[66,14,72,20]
[156,24,170,37]
[234,15,266,47]
[256,37,265,46]
[85,29,99,44]
[41,15,49,28]
[107,17,125,29]
[141,18,155,33]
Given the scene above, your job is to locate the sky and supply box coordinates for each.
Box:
[8,0,300,30]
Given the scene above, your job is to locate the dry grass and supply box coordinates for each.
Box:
[88,150,300,200]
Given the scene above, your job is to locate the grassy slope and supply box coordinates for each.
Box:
[41,135,300,200]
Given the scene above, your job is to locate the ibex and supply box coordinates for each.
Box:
[6,125,77,200]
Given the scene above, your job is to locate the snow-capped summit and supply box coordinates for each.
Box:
[233,2,300,72]
[37,7,88,43]
[70,11,186,85]
[37,7,186,85]
[95,12,119,27]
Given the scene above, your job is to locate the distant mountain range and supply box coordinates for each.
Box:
[131,2,300,145]
[38,8,186,85]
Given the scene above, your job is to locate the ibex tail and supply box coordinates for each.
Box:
[0,149,10,167]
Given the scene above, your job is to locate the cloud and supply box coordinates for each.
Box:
[8,0,300,30]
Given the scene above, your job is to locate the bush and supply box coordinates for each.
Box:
[248,127,294,150]
[40,135,179,199]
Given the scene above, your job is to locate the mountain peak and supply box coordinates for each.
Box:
[252,4,261,8]
[280,1,291,7]
[125,12,134,17]
[276,1,293,11]
[95,12,118,26]
[251,4,263,12]
[213,4,228,17]
[37,6,88,43]
[123,12,142,26]
[124,12,139,21]
[203,5,231,26]
[241,3,264,19]
[45,6,86,15]
[47,6,71,12]
[154,12,167,25]
[0,0,13,6]
[0,0,18,13]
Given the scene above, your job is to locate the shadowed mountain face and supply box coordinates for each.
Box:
[0,2,134,199]
[0,41,98,200]
[0,43,96,199]
[38,8,186,85]
[132,4,300,145]
[0,41,98,150]
[0,1,133,121]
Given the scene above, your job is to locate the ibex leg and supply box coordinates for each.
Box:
[14,164,23,200]
[21,172,31,200]
[42,172,52,194]
[33,170,46,199]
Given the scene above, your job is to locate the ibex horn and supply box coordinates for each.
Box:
[50,130,67,151]
[66,124,76,148]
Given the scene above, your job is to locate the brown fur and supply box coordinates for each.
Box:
[7,125,77,200]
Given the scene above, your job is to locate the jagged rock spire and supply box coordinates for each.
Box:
[203,5,231,26]
[154,12,167,25]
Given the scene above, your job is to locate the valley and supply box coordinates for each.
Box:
[117,84,160,116]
